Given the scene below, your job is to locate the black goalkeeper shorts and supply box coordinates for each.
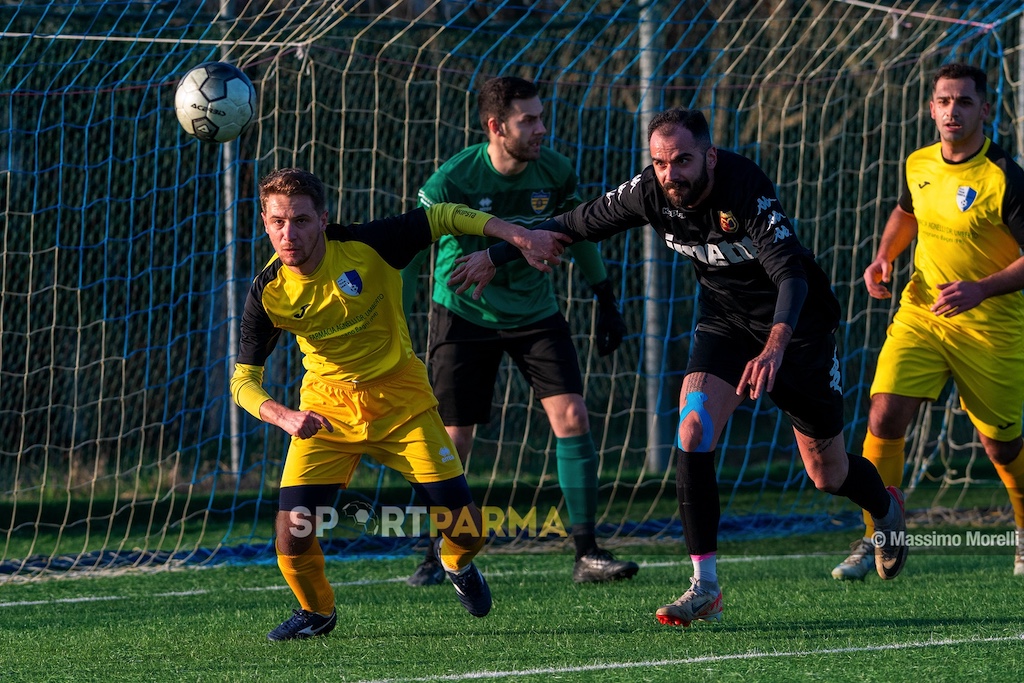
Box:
[686,323,846,439]
[427,304,584,427]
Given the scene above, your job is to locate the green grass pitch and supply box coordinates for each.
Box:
[0,533,1021,682]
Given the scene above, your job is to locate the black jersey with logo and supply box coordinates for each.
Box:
[553,150,840,340]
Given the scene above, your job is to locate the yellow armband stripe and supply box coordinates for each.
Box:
[230,363,272,420]
[425,202,492,239]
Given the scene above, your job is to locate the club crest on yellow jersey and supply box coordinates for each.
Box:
[530,191,550,214]
[336,270,363,296]
[719,211,738,233]
[956,185,978,212]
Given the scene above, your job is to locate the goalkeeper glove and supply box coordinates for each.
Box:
[590,278,626,356]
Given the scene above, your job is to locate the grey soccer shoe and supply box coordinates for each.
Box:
[655,577,723,627]
[831,538,876,580]
[407,537,445,586]
[873,486,908,580]
[447,562,492,617]
[267,608,337,642]
[572,548,640,583]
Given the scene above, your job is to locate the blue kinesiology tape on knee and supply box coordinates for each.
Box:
[677,391,713,452]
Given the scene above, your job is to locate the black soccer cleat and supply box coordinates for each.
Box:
[873,486,908,580]
[447,563,492,617]
[407,537,446,586]
[573,548,640,583]
[267,608,337,642]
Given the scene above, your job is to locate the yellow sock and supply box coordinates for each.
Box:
[277,542,335,615]
[438,534,485,573]
[861,430,906,535]
[993,444,1024,529]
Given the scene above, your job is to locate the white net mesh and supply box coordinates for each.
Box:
[1,0,1022,578]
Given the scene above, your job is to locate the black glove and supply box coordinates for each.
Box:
[590,278,626,356]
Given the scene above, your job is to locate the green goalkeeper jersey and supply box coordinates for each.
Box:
[404,142,607,328]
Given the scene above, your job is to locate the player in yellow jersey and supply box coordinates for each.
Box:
[832,63,1024,579]
[230,168,569,640]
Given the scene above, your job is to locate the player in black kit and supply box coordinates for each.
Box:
[451,108,909,626]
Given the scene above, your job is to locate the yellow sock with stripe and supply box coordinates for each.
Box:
[277,542,335,616]
[860,430,906,535]
[993,444,1024,529]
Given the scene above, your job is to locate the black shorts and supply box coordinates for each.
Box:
[278,479,472,513]
[686,323,845,439]
[427,304,584,427]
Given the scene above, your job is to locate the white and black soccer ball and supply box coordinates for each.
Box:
[174,61,257,143]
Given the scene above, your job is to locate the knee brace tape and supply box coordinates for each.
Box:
[678,391,714,452]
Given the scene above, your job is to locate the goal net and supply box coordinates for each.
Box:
[2,0,1022,578]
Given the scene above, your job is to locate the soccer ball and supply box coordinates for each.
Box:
[174,61,257,143]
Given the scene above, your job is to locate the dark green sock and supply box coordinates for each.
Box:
[556,434,599,555]
[571,523,598,559]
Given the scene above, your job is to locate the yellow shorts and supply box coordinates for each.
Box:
[280,358,463,488]
[870,307,1024,441]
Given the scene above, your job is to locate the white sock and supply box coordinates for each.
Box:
[691,553,718,585]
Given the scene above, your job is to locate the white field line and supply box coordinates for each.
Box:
[0,595,126,607]
[0,554,829,608]
[3,556,1022,681]
[353,634,1024,683]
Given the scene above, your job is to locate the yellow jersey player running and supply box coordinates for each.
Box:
[230,168,569,640]
[832,63,1024,580]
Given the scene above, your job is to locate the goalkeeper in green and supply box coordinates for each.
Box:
[402,76,638,585]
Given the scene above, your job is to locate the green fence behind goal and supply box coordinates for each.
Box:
[2,0,1022,578]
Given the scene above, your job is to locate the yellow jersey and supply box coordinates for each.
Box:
[898,138,1024,333]
[230,204,491,419]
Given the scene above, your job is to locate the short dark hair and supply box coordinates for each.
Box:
[477,76,539,131]
[933,63,987,99]
[258,168,326,215]
[647,108,712,148]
